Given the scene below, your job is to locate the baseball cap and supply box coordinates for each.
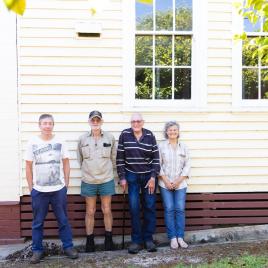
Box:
[89,110,102,120]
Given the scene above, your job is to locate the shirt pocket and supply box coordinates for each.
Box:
[102,146,111,158]
[81,145,92,159]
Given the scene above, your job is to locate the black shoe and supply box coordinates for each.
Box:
[85,234,95,252]
[30,252,44,264]
[128,243,142,254]
[104,231,114,251]
[145,240,157,252]
[64,247,78,259]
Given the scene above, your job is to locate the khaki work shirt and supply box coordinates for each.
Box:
[77,131,117,184]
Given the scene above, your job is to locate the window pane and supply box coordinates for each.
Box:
[155,36,172,66]
[244,17,261,32]
[176,0,192,31]
[155,68,172,99]
[242,68,258,99]
[156,0,173,31]
[261,69,268,99]
[261,42,268,66]
[135,68,153,99]
[263,18,268,32]
[136,2,153,31]
[136,36,153,66]
[174,36,191,66]
[242,38,258,67]
[174,68,191,99]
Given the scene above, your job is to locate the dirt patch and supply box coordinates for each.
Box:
[1,239,267,268]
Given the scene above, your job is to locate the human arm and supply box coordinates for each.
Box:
[158,144,174,190]
[63,158,70,188]
[111,135,117,167]
[62,140,71,188]
[25,160,33,192]
[77,138,83,167]
[173,145,191,189]
[150,134,160,180]
[116,132,127,192]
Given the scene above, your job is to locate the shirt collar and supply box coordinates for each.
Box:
[88,130,103,137]
[167,139,181,146]
[130,128,145,139]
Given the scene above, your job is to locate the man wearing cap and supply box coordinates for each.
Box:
[116,113,160,254]
[77,111,117,252]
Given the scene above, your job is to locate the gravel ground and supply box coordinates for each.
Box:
[1,239,268,268]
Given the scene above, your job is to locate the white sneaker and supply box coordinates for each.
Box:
[170,238,179,249]
[177,238,188,248]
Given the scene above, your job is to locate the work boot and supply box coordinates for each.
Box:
[144,240,157,252]
[128,243,142,254]
[85,234,95,252]
[64,247,79,259]
[30,252,44,264]
[104,231,114,251]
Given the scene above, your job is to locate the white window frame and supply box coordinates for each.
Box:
[232,2,268,110]
[122,0,207,111]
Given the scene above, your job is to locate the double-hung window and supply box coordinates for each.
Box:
[242,17,268,100]
[122,0,207,109]
[233,5,268,108]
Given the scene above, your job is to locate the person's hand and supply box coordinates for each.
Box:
[28,184,33,193]
[145,177,155,194]
[120,179,128,193]
[172,177,183,190]
[164,179,174,191]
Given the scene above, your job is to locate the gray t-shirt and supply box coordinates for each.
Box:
[25,135,70,192]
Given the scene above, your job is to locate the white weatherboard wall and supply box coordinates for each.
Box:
[0,2,20,201]
[18,0,268,195]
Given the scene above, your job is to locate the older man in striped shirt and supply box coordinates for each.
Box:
[116,113,160,254]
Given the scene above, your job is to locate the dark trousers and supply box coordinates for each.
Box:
[125,171,156,244]
[31,187,73,252]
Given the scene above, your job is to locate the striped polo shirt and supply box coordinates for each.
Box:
[116,128,160,180]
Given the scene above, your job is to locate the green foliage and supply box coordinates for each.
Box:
[174,254,268,268]
[176,7,192,31]
[156,10,173,30]
[135,68,153,99]
[136,36,153,65]
[175,36,191,66]
[242,68,258,99]
[155,36,172,66]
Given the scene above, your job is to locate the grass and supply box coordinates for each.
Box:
[174,255,268,268]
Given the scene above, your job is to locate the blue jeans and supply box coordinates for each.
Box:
[126,171,156,244]
[31,187,74,252]
[160,186,187,240]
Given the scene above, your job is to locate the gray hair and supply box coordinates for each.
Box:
[164,121,180,139]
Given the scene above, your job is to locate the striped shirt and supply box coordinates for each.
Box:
[116,128,160,180]
[158,140,191,190]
